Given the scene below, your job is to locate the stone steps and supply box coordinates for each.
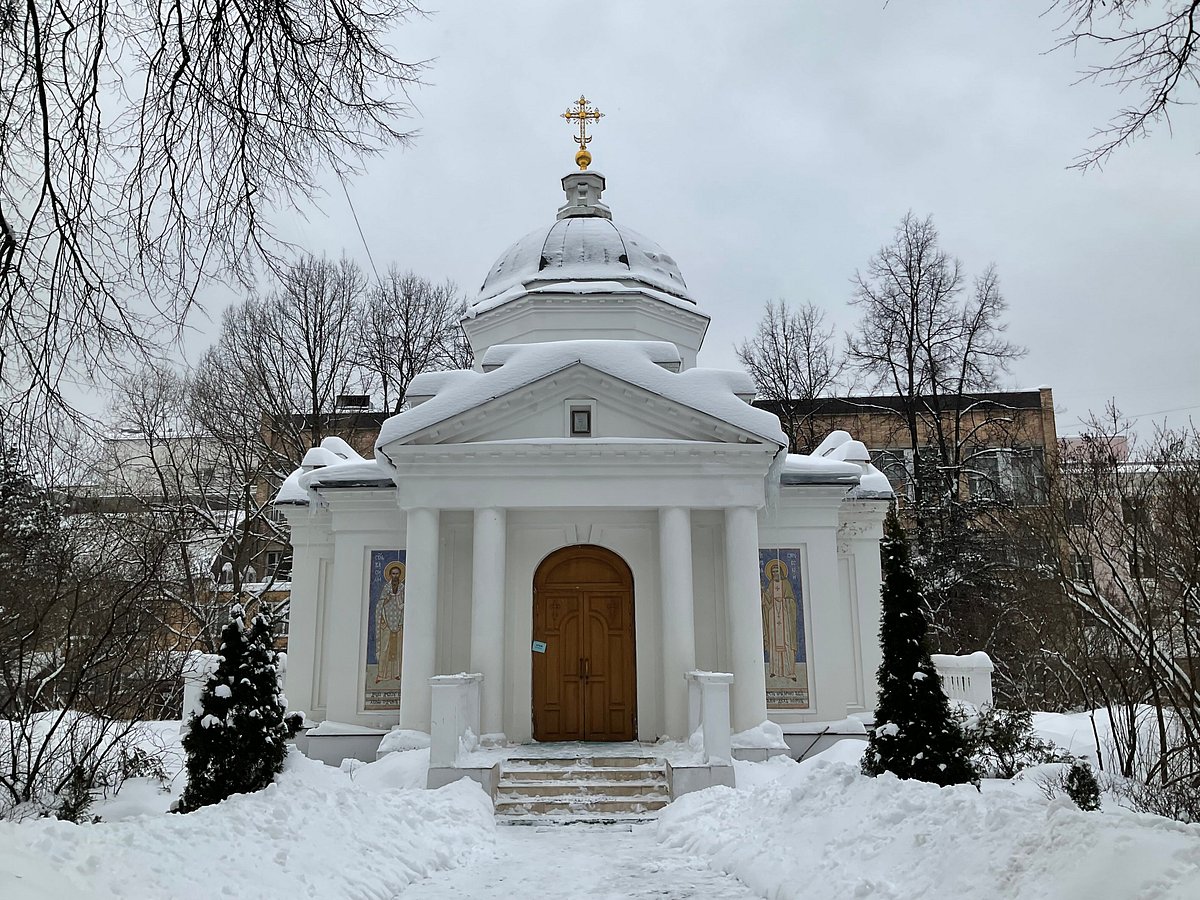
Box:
[502,766,661,782]
[494,755,669,826]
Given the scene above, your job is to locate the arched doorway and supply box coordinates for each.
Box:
[532,545,637,742]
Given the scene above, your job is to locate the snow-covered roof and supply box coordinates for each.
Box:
[472,216,693,311]
[797,431,894,498]
[275,439,391,505]
[849,463,894,498]
[378,340,786,449]
[779,454,862,486]
[303,460,392,490]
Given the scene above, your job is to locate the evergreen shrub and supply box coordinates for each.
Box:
[176,605,290,812]
[862,507,977,787]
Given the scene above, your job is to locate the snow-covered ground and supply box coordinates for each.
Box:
[0,738,493,900]
[2,713,1199,899]
[662,741,1200,900]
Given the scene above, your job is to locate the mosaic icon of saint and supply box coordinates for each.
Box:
[762,558,798,680]
[375,561,405,683]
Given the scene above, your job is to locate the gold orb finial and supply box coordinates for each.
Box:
[562,95,604,170]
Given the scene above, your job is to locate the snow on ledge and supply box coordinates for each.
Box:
[467,278,704,318]
[780,452,862,484]
[731,720,790,750]
[306,720,389,736]
[930,651,995,671]
[779,717,869,735]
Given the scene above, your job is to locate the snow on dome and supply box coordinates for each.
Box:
[375,340,787,450]
[472,216,692,310]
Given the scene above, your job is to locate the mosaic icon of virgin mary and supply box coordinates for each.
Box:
[761,558,799,681]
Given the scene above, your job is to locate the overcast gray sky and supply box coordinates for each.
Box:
[258,0,1199,438]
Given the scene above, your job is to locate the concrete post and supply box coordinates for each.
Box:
[724,505,769,733]
[685,670,735,765]
[428,673,482,769]
[470,508,507,737]
[400,507,440,732]
[659,506,697,738]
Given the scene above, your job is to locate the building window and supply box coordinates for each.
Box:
[1128,547,1157,581]
[967,448,1047,506]
[966,451,1002,501]
[868,448,915,500]
[1072,551,1094,582]
[1065,498,1086,527]
[1010,449,1047,506]
[570,406,592,437]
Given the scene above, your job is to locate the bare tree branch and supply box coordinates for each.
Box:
[1053,0,1200,168]
[0,0,426,442]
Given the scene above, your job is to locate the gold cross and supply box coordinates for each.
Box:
[561,95,604,170]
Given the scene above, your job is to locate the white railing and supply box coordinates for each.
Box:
[181,651,221,728]
[685,670,734,766]
[931,651,995,706]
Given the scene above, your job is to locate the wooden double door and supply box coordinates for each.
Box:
[532,545,637,742]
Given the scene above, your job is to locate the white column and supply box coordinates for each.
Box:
[280,517,331,717]
[400,507,440,732]
[724,505,769,732]
[659,506,697,738]
[470,507,507,737]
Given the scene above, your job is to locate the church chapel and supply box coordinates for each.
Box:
[275,99,892,767]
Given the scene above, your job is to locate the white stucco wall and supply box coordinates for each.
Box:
[283,481,887,740]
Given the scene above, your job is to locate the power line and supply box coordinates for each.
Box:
[339,176,382,284]
[1062,402,1200,430]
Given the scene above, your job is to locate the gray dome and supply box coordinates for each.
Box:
[474,216,693,308]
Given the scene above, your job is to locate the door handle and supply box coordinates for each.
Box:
[579,657,585,681]
[584,658,591,681]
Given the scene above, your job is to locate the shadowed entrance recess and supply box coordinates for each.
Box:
[532,545,637,741]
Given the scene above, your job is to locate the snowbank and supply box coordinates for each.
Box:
[0,751,493,900]
[659,751,1200,900]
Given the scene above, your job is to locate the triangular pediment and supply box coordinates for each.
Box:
[381,362,779,449]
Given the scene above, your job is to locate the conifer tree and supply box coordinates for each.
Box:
[862,507,977,787]
[177,605,291,811]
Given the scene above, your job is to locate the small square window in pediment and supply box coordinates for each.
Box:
[571,407,592,437]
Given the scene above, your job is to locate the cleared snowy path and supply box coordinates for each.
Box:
[396,823,760,899]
